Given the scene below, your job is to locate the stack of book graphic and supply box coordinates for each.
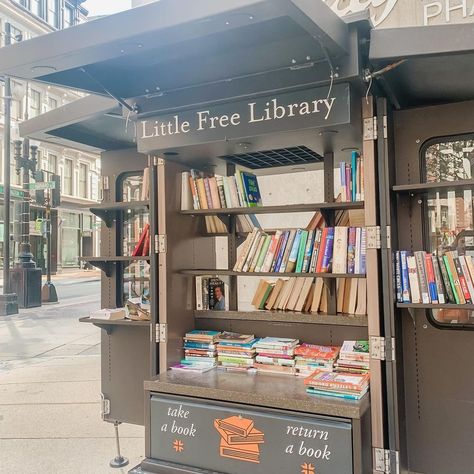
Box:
[334,340,370,374]
[170,330,221,372]
[339,151,364,202]
[294,343,340,377]
[214,416,264,464]
[216,332,257,371]
[304,369,370,400]
[254,337,299,375]
[251,276,367,315]
[234,226,366,274]
[395,250,474,304]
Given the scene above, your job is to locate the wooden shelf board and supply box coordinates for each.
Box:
[393,180,474,194]
[79,316,149,327]
[181,201,364,216]
[194,310,368,327]
[181,269,365,278]
[397,303,474,310]
[145,370,369,420]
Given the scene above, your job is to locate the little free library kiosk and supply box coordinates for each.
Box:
[3,1,474,473]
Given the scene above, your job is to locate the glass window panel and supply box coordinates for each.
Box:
[79,163,87,198]
[122,261,150,306]
[424,135,474,327]
[120,172,145,202]
[121,208,150,256]
[63,159,73,195]
[29,89,41,118]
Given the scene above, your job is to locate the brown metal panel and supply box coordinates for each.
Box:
[394,100,474,474]
[362,97,385,463]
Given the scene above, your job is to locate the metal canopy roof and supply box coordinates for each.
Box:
[0,0,357,114]
[369,23,474,108]
[19,95,135,153]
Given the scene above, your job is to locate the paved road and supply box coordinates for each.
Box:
[0,280,145,473]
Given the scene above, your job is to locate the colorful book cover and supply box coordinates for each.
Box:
[395,251,402,303]
[309,228,322,273]
[315,228,328,273]
[302,230,315,273]
[274,231,290,272]
[345,164,351,202]
[347,227,356,274]
[235,170,248,207]
[208,277,228,310]
[241,171,262,207]
[321,227,335,273]
[203,177,214,209]
[255,235,272,272]
[438,255,455,303]
[414,251,430,304]
[431,255,446,304]
[351,151,358,202]
[295,230,309,273]
[340,162,346,202]
[400,251,411,303]
[424,253,438,304]
[443,254,460,304]
[279,230,296,273]
[453,257,472,304]
[285,229,302,273]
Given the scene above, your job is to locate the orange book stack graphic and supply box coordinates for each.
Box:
[214,416,264,464]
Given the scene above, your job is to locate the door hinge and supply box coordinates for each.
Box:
[363,116,378,141]
[374,447,400,474]
[100,393,110,420]
[155,234,167,254]
[366,226,391,249]
[371,336,396,361]
[155,323,167,343]
[383,114,388,139]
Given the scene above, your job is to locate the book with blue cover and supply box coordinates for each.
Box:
[241,171,262,207]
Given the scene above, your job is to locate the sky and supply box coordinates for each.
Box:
[83,0,132,17]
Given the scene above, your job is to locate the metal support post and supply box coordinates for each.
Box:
[41,198,58,303]
[110,421,129,468]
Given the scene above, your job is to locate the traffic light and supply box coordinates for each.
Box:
[51,174,61,208]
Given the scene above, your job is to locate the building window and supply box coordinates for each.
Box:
[48,154,58,175]
[47,0,59,28]
[63,159,73,195]
[29,89,41,118]
[64,4,75,28]
[11,81,23,120]
[48,96,58,110]
[79,163,88,198]
[31,0,43,17]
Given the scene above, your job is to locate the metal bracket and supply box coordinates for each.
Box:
[371,336,396,361]
[363,116,378,141]
[374,447,400,474]
[155,323,167,343]
[100,393,111,420]
[155,234,167,254]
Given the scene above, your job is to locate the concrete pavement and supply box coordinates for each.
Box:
[0,282,145,473]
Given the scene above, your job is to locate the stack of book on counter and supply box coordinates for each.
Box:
[171,330,220,373]
[181,169,261,234]
[214,416,264,464]
[395,250,474,304]
[339,151,364,202]
[334,340,370,374]
[234,226,366,274]
[254,337,299,375]
[251,276,367,315]
[294,343,340,377]
[304,370,370,400]
[216,332,257,371]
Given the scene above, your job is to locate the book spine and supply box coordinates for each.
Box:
[400,251,411,303]
[309,229,322,273]
[261,231,281,273]
[414,251,430,304]
[188,174,200,210]
[438,255,455,303]
[424,253,438,304]
[443,254,460,304]
[255,235,272,272]
[432,255,446,304]
[345,164,351,202]
[249,235,266,272]
[302,230,315,273]
[242,231,262,273]
[460,256,474,304]
[464,255,474,298]
[274,231,290,272]
[351,151,357,202]
[321,228,334,273]
[196,178,208,209]
[204,178,213,209]
[454,257,472,304]
[347,227,356,274]
[229,176,241,207]
[359,156,364,202]
[221,176,233,209]
[195,276,203,310]
[395,251,402,303]
[332,227,348,274]
[316,228,328,273]
[295,230,309,273]
[286,229,303,272]
[202,277,209,310]
[235,170,247,207]
[354,227,362,274]
[407,255,421,303]
[447,252,465,304]
[279,230,296,273]
[340,162,346,202]
[216,177,227,208]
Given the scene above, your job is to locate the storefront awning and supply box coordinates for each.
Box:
[369,23,474,108]
[19,95,134,153]
[0,0,362,116]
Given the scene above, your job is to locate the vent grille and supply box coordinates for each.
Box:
[219,146,324,170]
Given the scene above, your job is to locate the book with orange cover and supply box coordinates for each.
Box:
[294,343,340,361]
[218,416,254,437]
[304,369,370,391]
[214,420,264,444]
[219,438,260,463]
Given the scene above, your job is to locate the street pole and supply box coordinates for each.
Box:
[0,22,19,316]
[41,187,58,304]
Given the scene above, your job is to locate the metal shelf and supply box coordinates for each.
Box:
[397,303,474,310]
[393,180,474,194]
[90,200,149,227]
[181,201,364,216]
[194,310,368,327]
[79,316,150,334]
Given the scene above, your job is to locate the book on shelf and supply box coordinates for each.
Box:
[249,276,367,315]
[304,369,369,400]
[182,169,262,210]
[395,250,474,305]
[233,226,366,275]
[196,276,229,311]
[140,167,150,201]
[131,223,150,257]
[339,151,364,203]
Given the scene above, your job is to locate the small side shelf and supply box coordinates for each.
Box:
[90,200,149,227]
[181,269,365,278]
[194,310,368,327]
[81,256,150,276]
[79,316,149,334]
[181,201,364,216]
[393,179,474,194]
